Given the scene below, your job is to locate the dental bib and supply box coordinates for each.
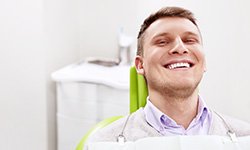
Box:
[87,135,250,150]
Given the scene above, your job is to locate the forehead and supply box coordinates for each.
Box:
[144,17,201,40]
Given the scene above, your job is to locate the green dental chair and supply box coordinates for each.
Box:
[76,66,148,150]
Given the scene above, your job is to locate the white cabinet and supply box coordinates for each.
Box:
[52,63,129,150]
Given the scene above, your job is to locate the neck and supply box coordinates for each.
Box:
[149,89,199,129]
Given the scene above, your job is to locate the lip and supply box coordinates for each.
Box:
[163,59,195,69]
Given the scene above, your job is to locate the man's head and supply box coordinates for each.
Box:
[137,6,199,56]
[135,6,206,99]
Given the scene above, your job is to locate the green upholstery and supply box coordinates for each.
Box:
[129,66,148,113]
[75,66,148,150]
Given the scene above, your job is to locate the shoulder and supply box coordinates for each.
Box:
[88,108,153,142]
[211,111,250,137]
[86,114,134,143]
[221,113,250,136]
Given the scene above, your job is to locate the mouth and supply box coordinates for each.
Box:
[164,61,194,70]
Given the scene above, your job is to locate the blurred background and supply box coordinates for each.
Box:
[1,0,250,150]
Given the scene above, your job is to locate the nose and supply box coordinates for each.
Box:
[168,37,189,55]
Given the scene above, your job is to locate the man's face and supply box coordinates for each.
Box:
[135,17,206,97]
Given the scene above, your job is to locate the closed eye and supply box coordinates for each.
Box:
[156,40,170,46]
[183,38,198,44]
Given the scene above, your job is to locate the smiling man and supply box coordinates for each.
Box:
[135,9,207,133]
[86,6,250,146]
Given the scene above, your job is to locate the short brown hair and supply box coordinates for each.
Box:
[137,6,199,56]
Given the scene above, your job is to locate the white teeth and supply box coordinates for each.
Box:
[167,62,190,69]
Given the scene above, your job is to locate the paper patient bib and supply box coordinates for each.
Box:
[87,135,250,150]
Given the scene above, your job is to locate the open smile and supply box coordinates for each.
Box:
[164,61,194,70]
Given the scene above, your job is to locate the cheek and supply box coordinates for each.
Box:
[195,50,206,69]
[144,48,164,63]
[199,51,206,63]
[192,46,205,62]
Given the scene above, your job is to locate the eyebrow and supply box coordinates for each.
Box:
[183,31,200,38]
[151,32,171,41]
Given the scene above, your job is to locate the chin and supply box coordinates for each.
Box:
[169,79,199,90]
[166,83,198,98]
[171,78,195,87]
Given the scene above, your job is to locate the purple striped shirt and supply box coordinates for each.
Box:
[143,95,212,135]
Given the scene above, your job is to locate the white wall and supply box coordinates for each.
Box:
[79,0,138,60]
[0,0,80,150]
[196,1,250,122]
[44,0,81,149]
[0,0,47,149]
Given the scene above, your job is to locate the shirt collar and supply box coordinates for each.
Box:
[144,96,164,132]
[144,95,209,132]
[195,95,209,126]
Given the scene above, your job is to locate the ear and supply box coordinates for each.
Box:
[135,55,145,75]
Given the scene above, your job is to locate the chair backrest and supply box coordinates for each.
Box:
[76,66,148,150]
[129,66,148,113]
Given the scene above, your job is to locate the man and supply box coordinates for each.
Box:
[87,6,250,145]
